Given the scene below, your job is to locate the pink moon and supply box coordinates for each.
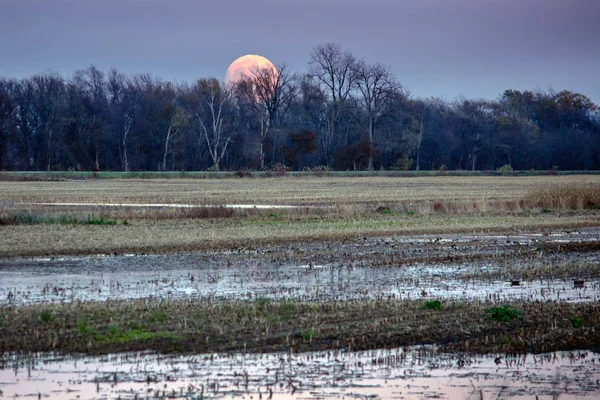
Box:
[225,54,277,86]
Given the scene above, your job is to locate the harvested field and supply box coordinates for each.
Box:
[2,175,599,207]
[1,175,600,399]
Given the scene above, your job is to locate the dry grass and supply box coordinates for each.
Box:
[1,213,599,257]
[1,175,599,257]
[2,175,599,206]
[525,184,600,210]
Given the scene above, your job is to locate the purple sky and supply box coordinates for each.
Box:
[1,0,598,103]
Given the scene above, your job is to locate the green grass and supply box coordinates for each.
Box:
[423,300,442,310]
[77,318,94,334]
[0,212,128,226]
[148,308,169,324]
[301,328,317,341]
[39,309,54,323]
[484,306,523,322]
[253,297,271,311]
[278,300,297,321]
[94,328,181,344]
[571,316,584,328]
[85,217,117,225]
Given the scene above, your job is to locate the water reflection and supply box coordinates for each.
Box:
[1,347,599,399]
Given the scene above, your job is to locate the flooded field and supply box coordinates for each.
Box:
[1,347,599,399]
[1,227,600,398]
[2,228,599,305]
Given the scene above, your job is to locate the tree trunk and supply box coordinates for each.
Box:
[122,143,129,172]
[122,121,131,172]
[367,116,374,171]
[162,125,172,171]
[471,132,480,171]
[416,111,425,171]
[259,139,265,170]
[259,116,270,170]
[46,129,53,171]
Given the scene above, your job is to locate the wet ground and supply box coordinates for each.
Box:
[1,229,600,398]
[1,228,599,305]
[1,347,599,399]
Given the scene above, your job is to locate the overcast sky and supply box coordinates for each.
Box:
[1,0,598,103]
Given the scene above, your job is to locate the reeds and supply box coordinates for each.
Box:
[525,184,600,210]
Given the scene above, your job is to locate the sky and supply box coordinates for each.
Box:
[1,0,599,103]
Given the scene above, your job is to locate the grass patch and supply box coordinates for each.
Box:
[2,299,600,355]
[301,328,317,341]
[571,316,584,328]
[85,217,117,225]
[484,305,523,322]
[253,297,271,311]
[278,300,297,321]
[148,308,169,324]
[423,300,442,311]
[94,328,181,344]
[77,318,94,334]
[0,212,127,226]
[39,309,54,323]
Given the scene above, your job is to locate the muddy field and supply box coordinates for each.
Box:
[2,228,600,305]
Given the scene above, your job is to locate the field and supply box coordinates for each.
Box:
[1,174,600,399]
[1,174,599,257]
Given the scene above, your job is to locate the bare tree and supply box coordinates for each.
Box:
[195,78,236,171]
[236,64,297,169]
[162,102,187,171]
[353,61,398,170]
[107,68,134,171]
[308,43,356,165]
[72,65,108,170]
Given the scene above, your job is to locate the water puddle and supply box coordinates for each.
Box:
[2,228,599,305]
[1,347,599,399]
[27,202,307,209]
[1,255,599,305]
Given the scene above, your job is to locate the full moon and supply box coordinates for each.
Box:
[225,54,277,86]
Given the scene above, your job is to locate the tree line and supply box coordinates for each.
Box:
[1,43,598,172]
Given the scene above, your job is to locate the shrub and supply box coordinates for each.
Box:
[266,163,288,177]
[496,164,513,175]
[236,168,253,178]
[393,155,414,171]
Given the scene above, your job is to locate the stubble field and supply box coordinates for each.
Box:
[1,174,600,399]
